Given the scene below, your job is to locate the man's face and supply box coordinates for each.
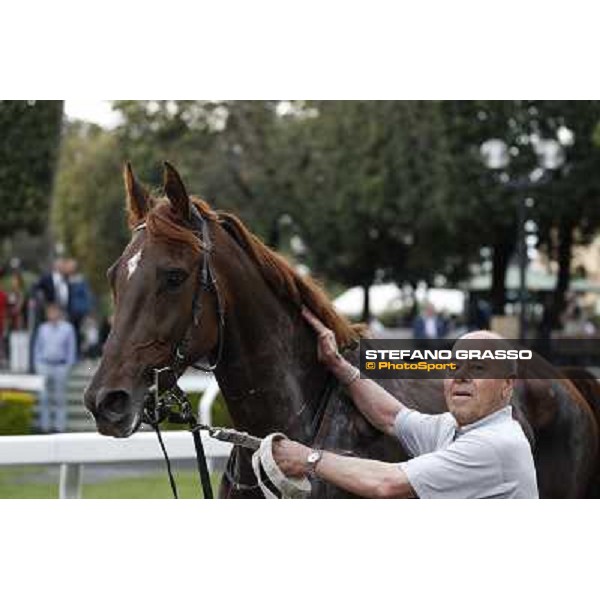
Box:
[444,369,513,426]
[55,259,68,275]
[424,304,435,318]
[46,306,61,323]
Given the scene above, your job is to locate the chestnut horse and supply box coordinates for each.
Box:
[84,162,600,498]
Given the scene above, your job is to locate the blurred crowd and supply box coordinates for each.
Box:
[0,257,114,433]
[0,257,110,372]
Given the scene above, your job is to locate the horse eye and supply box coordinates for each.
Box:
[165,269,188,289]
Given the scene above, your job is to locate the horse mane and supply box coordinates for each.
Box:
[144,197,362,348]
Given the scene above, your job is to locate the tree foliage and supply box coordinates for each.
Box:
[0,101,63,238]
[49,100,600,322]
[52,121,129,295]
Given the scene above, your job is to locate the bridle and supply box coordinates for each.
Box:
[127,204,345,499]
[132,204,227,499]
[133,204,226,376]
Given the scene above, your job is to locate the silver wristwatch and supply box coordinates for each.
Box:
[306,449,323,476]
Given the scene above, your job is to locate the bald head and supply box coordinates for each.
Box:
[454,329,518,376]
[458,329,504,341]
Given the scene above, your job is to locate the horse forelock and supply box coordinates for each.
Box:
[143,197,216,254]
[139,196,361,349]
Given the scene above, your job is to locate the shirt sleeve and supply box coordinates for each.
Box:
[394,408,455,457]
[400,436,504,499]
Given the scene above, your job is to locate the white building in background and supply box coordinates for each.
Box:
[333,283,465,319]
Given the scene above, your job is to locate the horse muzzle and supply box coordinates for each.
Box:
[85,387,140,438]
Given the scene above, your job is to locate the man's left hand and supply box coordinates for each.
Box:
[272,439,311,478]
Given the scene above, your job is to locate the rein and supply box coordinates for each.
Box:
[135,206,226,499]
[142,370,215,499]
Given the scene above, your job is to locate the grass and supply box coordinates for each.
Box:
[0,466,222,499]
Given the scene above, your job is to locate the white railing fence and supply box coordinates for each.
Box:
[0,430,232,498]
[0,369,228,499]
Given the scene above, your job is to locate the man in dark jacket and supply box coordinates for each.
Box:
[32,258,70,316]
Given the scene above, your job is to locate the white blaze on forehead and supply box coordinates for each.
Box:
[127,250,142,279]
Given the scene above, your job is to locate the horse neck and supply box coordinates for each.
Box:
[211,249,331,443]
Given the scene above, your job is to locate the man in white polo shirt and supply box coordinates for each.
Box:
[272,309,538,499]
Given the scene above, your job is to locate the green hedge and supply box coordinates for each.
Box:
[0,390,35,435]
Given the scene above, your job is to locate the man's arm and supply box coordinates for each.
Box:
[302,307,405,436]
[316,450,415,498]
[342,371,404,436]
[272,439,416,499]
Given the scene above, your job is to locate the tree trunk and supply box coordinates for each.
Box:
[490,240,513,315]
[361,283,371,323]
[548,220,573,330]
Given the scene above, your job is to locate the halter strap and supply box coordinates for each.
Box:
[132,209,225,374]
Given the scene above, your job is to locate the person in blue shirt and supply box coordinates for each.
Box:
[413,302,448,339]
[33,304,77,433]
[65,258,93,358]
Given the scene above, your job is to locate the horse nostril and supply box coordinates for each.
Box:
[96,389,131,421]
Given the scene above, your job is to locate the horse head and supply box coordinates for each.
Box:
[84,162,222,437]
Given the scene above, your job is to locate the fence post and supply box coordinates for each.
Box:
[59,464,83,499]
[199,378,221,471]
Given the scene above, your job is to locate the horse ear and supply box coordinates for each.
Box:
[163,161,191,221]
[123,162,151,225]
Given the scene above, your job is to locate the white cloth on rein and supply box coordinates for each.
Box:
[251,433,312,499]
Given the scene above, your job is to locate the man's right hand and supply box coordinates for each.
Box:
[301,306,358,384]
[302,307,402,434]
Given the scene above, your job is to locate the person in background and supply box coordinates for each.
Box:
[7,269,26,332]
[32,258,70,326]
[33,304,77,433]
[80,314,101,359]
[5,266,29,373]
[412,302,448,339]
[468,297,492,331]
[0,281,7,366]
[64,258,92,355]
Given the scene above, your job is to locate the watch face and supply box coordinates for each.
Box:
[308,451,321,464]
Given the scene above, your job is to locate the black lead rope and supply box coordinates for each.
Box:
[144,379,214,500]
[135,209,223,499]
[151,423,180,499]
[191,425,214,499]
[150,421,214,500]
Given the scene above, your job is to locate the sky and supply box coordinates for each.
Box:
[63,100,121,128]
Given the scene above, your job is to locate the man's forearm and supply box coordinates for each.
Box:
[334,360,404,435]
[315,451,414,499]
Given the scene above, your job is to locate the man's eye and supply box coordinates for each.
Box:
[165,270,188,289]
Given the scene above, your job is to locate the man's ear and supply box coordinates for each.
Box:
[503,377,516,403]
[124,162,151,226]
[163,161,191,222]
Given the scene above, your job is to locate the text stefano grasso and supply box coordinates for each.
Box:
[364,349,533,361]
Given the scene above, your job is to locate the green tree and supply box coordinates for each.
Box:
[534,100,600,329]
[0,100,63,240]
[112,100,293,242]
[275,101,455,320]
[52,121,129,296]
